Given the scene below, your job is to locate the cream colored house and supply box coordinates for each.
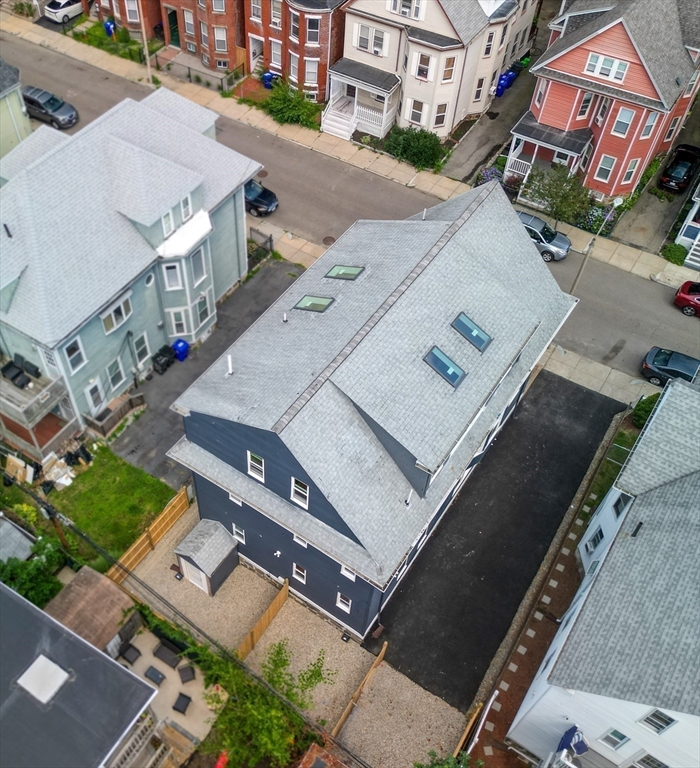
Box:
[0,59,31,159]
[321,0,537,139]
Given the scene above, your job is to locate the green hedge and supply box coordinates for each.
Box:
[632,393,660,428]
[382,126,445,171]
[660,243,688,265]
[262,81,321,130]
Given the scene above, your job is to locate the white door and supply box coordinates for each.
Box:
[85,378,106,416]
[249,36,264,69]
[181,559,209,593]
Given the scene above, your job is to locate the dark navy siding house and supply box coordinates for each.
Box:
[168,181,576,638]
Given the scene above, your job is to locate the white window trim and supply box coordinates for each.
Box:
[84,378,105,415]
[409,98,424,125]
[163,262,183,291]
[200,21,209,47]
[250,0,261,19]
[107,356,126,391]
[228,492,243,506]
[289,9,299,42]
[340,565,356,582]
[289,51,299,82]
[133,332,150,366]
[535,79,546,107]
[270,38,282,68]
[168,308,188,336]
[293,534,308,547]
[232,523,245,544]
[622,158,639,184]
[577,92,593,119]
[416,53,431,81]
[639,709,676,734]
[640,111,657,139]
[192,248,207,287]
[664,116,680,142]
[336,592,352,613]
[585,526,605,553]
[181,195,192,221]
[685,69,699,97]
[611,107,635,138]
[584,52,628,82]
[194,291,211,330]
[213,26,227,52]
[247,450,265,482]
[162,210,174,237]
[474,77,485,102]
[304,58,319,87]
[125,0,138,22]
[292,562,306,584]
[595,97,610,126]
[212,0,224,11]
[434,103,447,128]
[599,728,629,749]
[306,15,321,46]
[484,31,494,57]
[442,56,455,83]
[593,155,616,182]
[270,0,281,27]
[183,9,194,35]
[100,293,133,335]
[290,477,309,509]
[65,336,87,375]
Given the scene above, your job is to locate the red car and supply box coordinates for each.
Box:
[673,281,700,317]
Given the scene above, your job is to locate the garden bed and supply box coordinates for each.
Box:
[72,22,162,64]
[352,125,451,172]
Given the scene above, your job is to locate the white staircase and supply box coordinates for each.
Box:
[684,235,700,271]
[321,109,355,141]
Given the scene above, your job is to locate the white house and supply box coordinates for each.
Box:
[321,0,537,139]
[674,180,700,270]
[507,378,700,768]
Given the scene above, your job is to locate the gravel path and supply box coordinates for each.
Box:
[245,597,374,728]
[341,662,466,768]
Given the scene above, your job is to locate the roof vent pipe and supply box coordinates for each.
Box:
[283,313,288,323]
[226,355,233,377]
[631,522,643,538]
[3,224,12,238]
[422,208,426,221]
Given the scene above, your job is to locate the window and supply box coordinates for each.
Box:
[294,295,333,312]
[197,295,209,325]
[452,313,491,351]
[341,565,356,581]
[170,310,186,335]
[372,29,384,55]
[292,563,306,584]
[499,24,508,48]
[622,158,639,184]
[519,27,528,47]
[434,103,447,128]
[291,478,309,509]
[163,263,182,290]
[510,37,517,55]
[664,116,680,142]
[305,59,318,85]
[270,39,281,67]
[326,265,364,280]
[595,97,610,125]
[232,524,245,544]
[134,333,149,365]
[181,195,192,221]
[186,41,197,53]
[424,346,466,387]
[585,527,604,553]
[198,0,204,7]
[600,729,628,749]
[474,77,485,101]
[553,150,569,164]
[202,53,210,66]
[534,79,546,106]
[270,0,281,26]
[685,69,699,96]
[212,0,224,10]
[289,52,299,81]
[443,57,455,82]
[410,99,424,124]
[293,534,308,547]
[594,154,615,182]
[200,21,208,47]
[577,92,593,119]
[641,111,658,138]
[247,451,264,482]
[66,338,86,373]
[336,592,351,613]
[107,357,125,390]
[228,492,243,506]
[183,9,194,34]
[216,60,228,69]
[392,0,419,17]
[358,24,370,51]
[635,757,669,768]
[417,53,430,80]
[290,10,299,40]
[585,53,628,81]
[587,559,599,575]
[612,107,634,137]
[191,248,206,285]
[251,0,261,18]
[101,296,132,334]
[162,210,174,237]
[214,27,227,51]
[640,710,676,734]
[484,31,494,56]
[125,0,138,22]
[306,17,320,44]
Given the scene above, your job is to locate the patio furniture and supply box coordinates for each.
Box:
[119,642,141,665]
[178,665,195,683]
[154,639,180,669]
[145,665,166,686]
[173,693,192,714]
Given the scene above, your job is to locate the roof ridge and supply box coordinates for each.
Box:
[271,181,500,434]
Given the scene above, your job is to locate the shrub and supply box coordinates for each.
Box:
[475,165,503,185]
[12,503,39,529]
[382,126,444,170]
[262,81,321,130]
[116,26,130,44]
[632,393,660,428]
[660,243,688,265]
[0,538,65,608]
[494,155,507,172]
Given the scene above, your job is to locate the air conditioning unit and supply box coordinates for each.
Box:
[373,47,382,56]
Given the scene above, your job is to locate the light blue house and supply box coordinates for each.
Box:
[0,89,261,460]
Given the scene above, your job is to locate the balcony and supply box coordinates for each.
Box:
[0,362,69,429]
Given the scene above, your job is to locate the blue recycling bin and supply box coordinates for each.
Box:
[262,72,278,89]
[172,339,189,362]
[496,73,509,97]
[504,70,518,88]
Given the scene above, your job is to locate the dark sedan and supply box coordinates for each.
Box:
[641,346,700,386]
[659,144,700,192]
[22,86,79,130]
[244,179,278,217]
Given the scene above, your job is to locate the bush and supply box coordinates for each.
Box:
[661,243,688,265]
[382,126,444,170]
[632,393,660,428]
[0,538,65,608]
[262,81,321,130]
[116,26,130,44]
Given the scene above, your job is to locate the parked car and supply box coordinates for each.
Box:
[244,179,278,217]
[641,346,700,386]
[674,281,700,317]
[517,212,571,262]
[22,87,79,129]
[43,0,85,23]
[659,144,700,192]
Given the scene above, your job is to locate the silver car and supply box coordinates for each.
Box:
[517,211,571,262]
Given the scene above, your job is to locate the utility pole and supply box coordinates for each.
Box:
[570,197,623,296]
[136,0,152,85]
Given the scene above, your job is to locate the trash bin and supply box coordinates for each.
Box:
[504,70,518,88]
[172,339,190,362]
[262,72,278,89]
[496,73,509,97]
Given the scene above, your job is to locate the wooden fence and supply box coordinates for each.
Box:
[331,641,388,738]
[453,702,484,757]
[236,578,289,659]
[106,486,190,584]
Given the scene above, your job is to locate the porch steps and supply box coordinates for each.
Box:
[685,238,700,271]
[321,110,355,141]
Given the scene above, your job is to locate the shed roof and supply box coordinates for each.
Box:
[329,58,401,91]
[0,517,35,562]
[175,518,236,577]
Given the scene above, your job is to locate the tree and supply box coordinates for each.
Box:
[414,750,484,768]
[0,537,65,607]
[524,165,592,228]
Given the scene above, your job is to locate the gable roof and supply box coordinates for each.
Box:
[0,516,35,562]
[0,583,155,768]
[534,0,699,109]
[549,380,700,715]
[0,58,20,98]
[175,519,236,576]
[437,0,490,44]
[170,183,575,584]
[0,91,260,347]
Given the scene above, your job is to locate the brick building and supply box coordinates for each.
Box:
[98,0,162,42]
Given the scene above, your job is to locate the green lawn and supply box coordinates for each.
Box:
[56,446,175,561]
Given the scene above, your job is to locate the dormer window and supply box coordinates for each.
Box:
[391,0,420,19]
[181,195,192,222]
[162,210,174,237]
[584,53,628,82]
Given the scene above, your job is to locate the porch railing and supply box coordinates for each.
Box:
[505,156,532,177]
[0,376,69,429]
[356,103,383,127]
[83,393,145,438]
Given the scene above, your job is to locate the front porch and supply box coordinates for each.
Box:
[322,58,401,141]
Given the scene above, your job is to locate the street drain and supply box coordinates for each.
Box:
[323,236,336,246]
[258,170,268,178]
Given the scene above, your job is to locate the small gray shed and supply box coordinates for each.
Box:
[175,519,238,596]
[0,515,35,563]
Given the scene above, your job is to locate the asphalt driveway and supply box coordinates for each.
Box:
[112,262,298,488]
[364,371,623,712]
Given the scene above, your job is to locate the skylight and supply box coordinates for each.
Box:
[294,296,334,312]
[325,265,364,280]
[424,346,466,387]
[452,313,492,352]
[17,655,69,704]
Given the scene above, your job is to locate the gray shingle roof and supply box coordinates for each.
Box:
[0,517,34,562]
[0,126,69,185]
[534,0,698,109]
[437,0,489,44]
[512,110,593,153]
[406,26,461,49]
[0,91,260,346]
[175,518,236,576]
[0,58,20,98]
[143,85,218,134]
[170,182,576,583]
[329,59,401,91]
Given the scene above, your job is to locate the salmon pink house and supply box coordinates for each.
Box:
[504,0,700,201]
